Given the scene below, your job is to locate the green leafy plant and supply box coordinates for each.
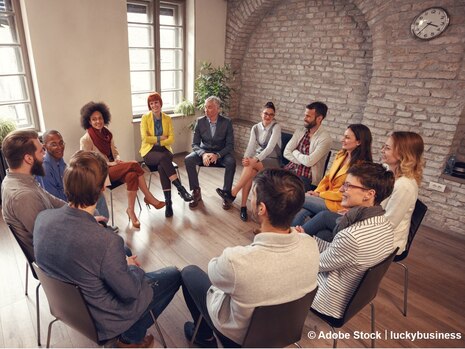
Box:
[194,62,235,114]
[174,99,195,117]
[0,118,17,146]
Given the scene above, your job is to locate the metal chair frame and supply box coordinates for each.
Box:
[107,181,142,226]
[142,161,182,190]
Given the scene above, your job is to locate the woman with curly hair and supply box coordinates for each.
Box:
[381,131,424,254]
[140,92,193,218]
[80,101,164,229]
[292,124,373,227]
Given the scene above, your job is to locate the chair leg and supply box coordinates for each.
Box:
[150,310,167,348]
[46,318,59,348]
[110,190,114,226]
[136,196,142,213]
[148,173,153,190]
[370,302,375,348]
[175,167,181,184]
[191,315,204,346]
[331,326,337,348]
[294,342,302,348]
[25,262,29,296]
[36,283,41,346]
[396,262,409,316]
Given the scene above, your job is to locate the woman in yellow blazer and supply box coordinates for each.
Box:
[140,92,192,217]
[292,124,372,226]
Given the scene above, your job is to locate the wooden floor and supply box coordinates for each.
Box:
[0,153,464,348]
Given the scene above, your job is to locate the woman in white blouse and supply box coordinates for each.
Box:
[216,102,281,221]
[381,131,424,254]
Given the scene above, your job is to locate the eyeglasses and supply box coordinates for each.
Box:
[263,112,275,117]
[47,141,65,148]
[341,182,369,191]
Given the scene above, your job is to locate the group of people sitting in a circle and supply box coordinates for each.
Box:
[1,94,424,348]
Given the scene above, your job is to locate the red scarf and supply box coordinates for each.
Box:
[87,127,114,161]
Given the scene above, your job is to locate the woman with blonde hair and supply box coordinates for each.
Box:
[381,131,424,254]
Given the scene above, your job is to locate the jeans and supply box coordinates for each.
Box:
[291,195,328,226]
[181,265,240,347]
[302,210,341,242]
[120,266,181,343]
[96,194,109,219]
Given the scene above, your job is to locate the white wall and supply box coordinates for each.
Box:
[21,0,134,162]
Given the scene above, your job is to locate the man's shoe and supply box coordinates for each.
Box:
[222,200,231,210]
[116,334,154,348]
[189,188,202,208]
[240,207,248,221]
[165,201,173,217]
[107,225,119,233]
[183,321,217,348]
[216,188,236,203]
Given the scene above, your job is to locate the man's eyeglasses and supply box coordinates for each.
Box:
[47,141,65,148]
[341,182,369,191]
[263,112,275,117]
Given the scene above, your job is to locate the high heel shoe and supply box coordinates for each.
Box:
[144,197,166,210]
[126,209,141,229]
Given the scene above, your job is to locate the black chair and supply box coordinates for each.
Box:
[196,162,225,175]
[192,287,318,348]
[311,249,398,348]
[8,224,41,346]
[142,161,182,190]
[393,199,428,316]
[280,131,293,167]
[106,180,142,226]
[308,151,332,191]
[32,262,167,348]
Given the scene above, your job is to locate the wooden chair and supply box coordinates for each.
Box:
[8,224,42,346]
[32,262,167,348]
[393,199,428,316]
[192,287,318,348]
[311,249,398,348]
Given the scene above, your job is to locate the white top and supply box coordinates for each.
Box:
[244,122,282,161]
[206,230,319,344]
[381,176,418,254]
[283,125,332,184]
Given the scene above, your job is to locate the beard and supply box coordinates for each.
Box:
[31,156,45,177]
[305,119,317,129]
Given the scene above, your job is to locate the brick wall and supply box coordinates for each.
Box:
[225,0,465,235]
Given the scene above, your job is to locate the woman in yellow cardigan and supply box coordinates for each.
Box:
[140,92,192,217]
[291,124,372,226]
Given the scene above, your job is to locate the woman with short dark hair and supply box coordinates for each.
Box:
[80,101,164,229]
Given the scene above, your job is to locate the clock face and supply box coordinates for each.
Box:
[411,7,449,40]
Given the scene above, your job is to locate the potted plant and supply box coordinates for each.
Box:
[0,117,17,184]
[194,61,235,114]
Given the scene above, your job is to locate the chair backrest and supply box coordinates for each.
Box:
[342,248,398,325]
[394,199,428,262]
[280,131,293,167]
[323,151,332,175]
[242,287,318,348]
[32,262,100,344]
[7,224,38,280]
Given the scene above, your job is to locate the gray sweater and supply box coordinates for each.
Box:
[33,205,152,341]
[206,230,319,344]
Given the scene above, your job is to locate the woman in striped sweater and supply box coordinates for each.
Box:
[309,162,395,319]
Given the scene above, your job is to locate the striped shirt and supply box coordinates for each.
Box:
[311,215,394,319]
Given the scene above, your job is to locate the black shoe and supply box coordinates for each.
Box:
[216,188,236,203]
[240,207,248,221]
[184,322,217,348]
[178,186,193,202]
[189,188,202,209]
[222,200,231,210]
[165,202,173,217]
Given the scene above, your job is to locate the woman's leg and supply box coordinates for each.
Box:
[301,210,340,236]
[301,195,328,216]
[231,162,263,197]
[126,189,140,228]
[291,207,311,227]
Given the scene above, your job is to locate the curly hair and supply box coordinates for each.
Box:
[390,131,424,185]
[80,101,111,130]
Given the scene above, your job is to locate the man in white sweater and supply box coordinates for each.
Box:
[181,169,320,347]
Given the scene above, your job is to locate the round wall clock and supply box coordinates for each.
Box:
[411,7,450,40]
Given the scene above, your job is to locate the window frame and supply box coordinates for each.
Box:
[127,0,186,118]
[0,0,39,129]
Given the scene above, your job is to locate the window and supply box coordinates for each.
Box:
[0,0,38,128]
[127,0,185,116]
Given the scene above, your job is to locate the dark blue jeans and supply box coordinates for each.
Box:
[120,266,181,343]
[302,210,341,242]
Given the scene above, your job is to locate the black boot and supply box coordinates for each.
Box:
[164,191,173,217]
[173,179,193,202]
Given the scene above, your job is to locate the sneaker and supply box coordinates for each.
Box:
[115,334,154,348]
[183,321,217,348]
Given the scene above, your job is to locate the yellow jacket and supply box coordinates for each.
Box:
[315,150,349,212]
[139,111,174,157]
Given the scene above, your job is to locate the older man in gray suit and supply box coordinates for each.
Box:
[185,96,236,209]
